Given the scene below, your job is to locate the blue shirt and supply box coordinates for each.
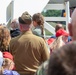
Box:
[3,70,20,75]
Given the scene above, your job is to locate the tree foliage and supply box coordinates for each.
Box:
[42,10,62,17]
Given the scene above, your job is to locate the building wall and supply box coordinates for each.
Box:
[0,0,11,23]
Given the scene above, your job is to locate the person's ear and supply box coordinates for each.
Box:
[68,23,72,36]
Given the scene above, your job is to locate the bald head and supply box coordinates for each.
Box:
[11,19,19,29]
[55,24,64,32]
[68,8,76,41]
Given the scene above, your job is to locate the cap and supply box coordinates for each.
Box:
[3,52,13,61]
[56,29,69,37]
[18,11,32,25]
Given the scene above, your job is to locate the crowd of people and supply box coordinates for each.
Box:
[0,8,76,75]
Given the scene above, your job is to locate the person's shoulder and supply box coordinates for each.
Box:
[32,28,41,36]
[31,34,45,43]
[11,36,17,41]
[10,35,20,43]
[32,34,44,40]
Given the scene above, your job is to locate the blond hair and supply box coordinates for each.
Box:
[49,36,65,52]
[2,58,14,70]
[0,26,11,52]
[0,58,14,74]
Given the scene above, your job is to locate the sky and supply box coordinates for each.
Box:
[0,0,49,23]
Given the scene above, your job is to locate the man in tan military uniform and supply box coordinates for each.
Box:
[10,11,49,75]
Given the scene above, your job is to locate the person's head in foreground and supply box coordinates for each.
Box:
[2,52,14,70]
[32,13,44,38]
[0,52,20,75]
[32,13,44,26]
[48,41,76,75]
[18,11,32,32]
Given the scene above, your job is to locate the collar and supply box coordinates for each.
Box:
[21,30,32,35]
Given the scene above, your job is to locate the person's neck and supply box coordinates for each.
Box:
[21,29,31,32]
